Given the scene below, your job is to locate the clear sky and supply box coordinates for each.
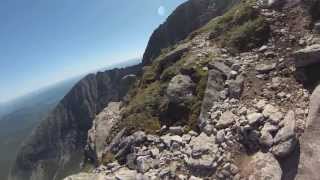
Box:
[0,0,186,103]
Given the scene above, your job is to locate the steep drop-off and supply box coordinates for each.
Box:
[9,65,141,180]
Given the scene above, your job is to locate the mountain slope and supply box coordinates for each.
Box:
[9,65,141,180]
[0,78,81,180]
[142,0,239,65]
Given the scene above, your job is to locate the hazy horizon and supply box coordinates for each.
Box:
[0,0,186,103]
[0,58,141,104]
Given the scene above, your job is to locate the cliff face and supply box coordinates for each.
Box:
[142,0,239,65]
[9,65,141,180]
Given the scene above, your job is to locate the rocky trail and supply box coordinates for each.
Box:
[11,0,320,180]
[66,0,320,179]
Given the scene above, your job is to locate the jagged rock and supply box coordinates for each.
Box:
[245,152,282,180]
[272,111,297,158]
[273,111,296,143]
[294,44,320,68]
[255,63,276,73]
[216,111,237,129]
[167,74,195,105]
[87,102,121,162]
[115,131,147,160]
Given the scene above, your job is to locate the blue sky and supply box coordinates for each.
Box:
[0,0,186,103]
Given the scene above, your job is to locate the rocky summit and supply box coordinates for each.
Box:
[10,0,320,179]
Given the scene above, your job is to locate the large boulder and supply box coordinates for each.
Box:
[293,44,320,68]
[296,85,320,180]
[166,74,195,105]
[243,152,282,180]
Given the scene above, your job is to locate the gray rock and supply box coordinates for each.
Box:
[167,74,195,105]
[255,99,267,110]
[87,102,121,162]
[271,111,296,158]
[294,44,320,68]
[208,61,231,76]
[227,76,244,99]
[269,111,283,124]
[260,130,273,147]
[160,134,183,147]
[216,111,237,129]
[247,113,264,125]
[296,85,320,179]
[255,63,276,74]
[189,133,218,157]
[271,138,298,158]
[216,130,225,143]
[262,104,279,118]
[203,124,214,135]
[168,126,184,135]
[245,152,282,180]
[136,156,153,173]
[182,134,192,143]
[186,155,217,177]
[114,168,139,180]
[273,111,296,143]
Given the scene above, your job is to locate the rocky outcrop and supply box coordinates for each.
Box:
[294,44,320,68]
[87,102,122,164]
[9,65,140,180]
[296,84,320,180]
[142,0,240,65]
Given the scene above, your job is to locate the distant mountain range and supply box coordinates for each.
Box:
[0,58,140,180]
